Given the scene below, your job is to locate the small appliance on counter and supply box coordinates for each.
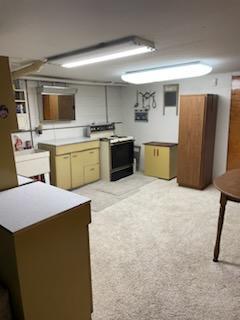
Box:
[100,135,134,181]
[85,123,115,139]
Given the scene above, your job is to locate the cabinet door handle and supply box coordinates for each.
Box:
[90,168,95,171]
[157,149,159,157]
[89,151,94,154]
[72,155,78,158]
[153,149,156,157]
[63,156,69,159]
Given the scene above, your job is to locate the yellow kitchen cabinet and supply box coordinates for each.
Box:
[0,181,93,320]
[84,164,100,184]
[71,152,84,189]
[144,142,178,180]
[39,140,100,190]
[55,154,71,189]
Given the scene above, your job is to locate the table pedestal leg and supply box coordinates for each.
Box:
[213,193,227,262]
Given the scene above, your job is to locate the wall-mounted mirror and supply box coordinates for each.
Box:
[38,85,77,122]
[42,94,75,121]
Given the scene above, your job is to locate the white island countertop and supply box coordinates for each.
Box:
[38,137,99,147]
[0,182,90,233]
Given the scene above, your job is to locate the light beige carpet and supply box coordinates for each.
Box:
[86,174,240,320]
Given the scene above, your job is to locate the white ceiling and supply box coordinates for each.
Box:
[1,0,240,82]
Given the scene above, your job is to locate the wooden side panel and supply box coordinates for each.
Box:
[170,146,178,179]
[0,56,18,191]
[177,95,206,188]
[201,95,218,186]
[227,76,240,170]
[14,204,92,320]
[0,228,25,319]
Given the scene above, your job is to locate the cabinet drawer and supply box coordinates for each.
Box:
[82,149,99,165]
[56,141,100,155]
[84,164,100,184]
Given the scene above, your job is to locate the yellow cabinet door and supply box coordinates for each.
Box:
[144,145,157,177]
[155,147,170,179]
[84,164,100,184]
[144,146,170,179]
[55,154,71,190]
[71,152,84,189]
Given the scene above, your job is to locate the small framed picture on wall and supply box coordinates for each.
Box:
[163,84,179,115]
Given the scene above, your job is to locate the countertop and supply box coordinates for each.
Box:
[0,182,90,233]
[144,141,178,147]
[17,175,34,186]
[38,137,98,147]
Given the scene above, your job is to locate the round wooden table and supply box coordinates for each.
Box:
[213,169,240,262]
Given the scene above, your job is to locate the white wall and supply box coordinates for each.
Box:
[121,73,232,177]
[16,72,233,178]
[16,81,123,147]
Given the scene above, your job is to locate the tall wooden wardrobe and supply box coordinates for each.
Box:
[177,94,218,189]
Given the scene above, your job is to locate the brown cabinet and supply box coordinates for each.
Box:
[177,94,218,189]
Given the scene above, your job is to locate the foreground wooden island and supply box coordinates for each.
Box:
[0,181,93,320]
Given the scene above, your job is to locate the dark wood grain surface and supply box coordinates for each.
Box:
[177,94,218,189]
[227,76,240,170]
[214,169,240,200]
[144,142,177,147]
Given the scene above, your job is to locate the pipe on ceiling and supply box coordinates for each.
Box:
[21,75,129,87]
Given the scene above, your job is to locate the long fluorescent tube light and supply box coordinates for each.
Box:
[121,62,213,84]
[47,36,155,68]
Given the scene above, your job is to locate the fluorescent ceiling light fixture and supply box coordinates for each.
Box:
[121,62,213,84]
[47,36,155,68]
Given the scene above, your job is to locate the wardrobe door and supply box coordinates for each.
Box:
[177,95,206,188]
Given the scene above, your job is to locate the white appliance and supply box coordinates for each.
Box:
[85,123,134,181]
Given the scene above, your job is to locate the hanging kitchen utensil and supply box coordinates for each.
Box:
[152,94,157,109]
[134,90,139,108]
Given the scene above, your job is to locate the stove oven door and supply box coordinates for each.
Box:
[111,141,134,170]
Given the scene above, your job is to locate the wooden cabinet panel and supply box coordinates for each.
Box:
[177,94,218,189]
[55,155,71,190]
[227,76,240,170]
[84,164,100,184]
[71,152,84,189]
[177,95,205,187]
